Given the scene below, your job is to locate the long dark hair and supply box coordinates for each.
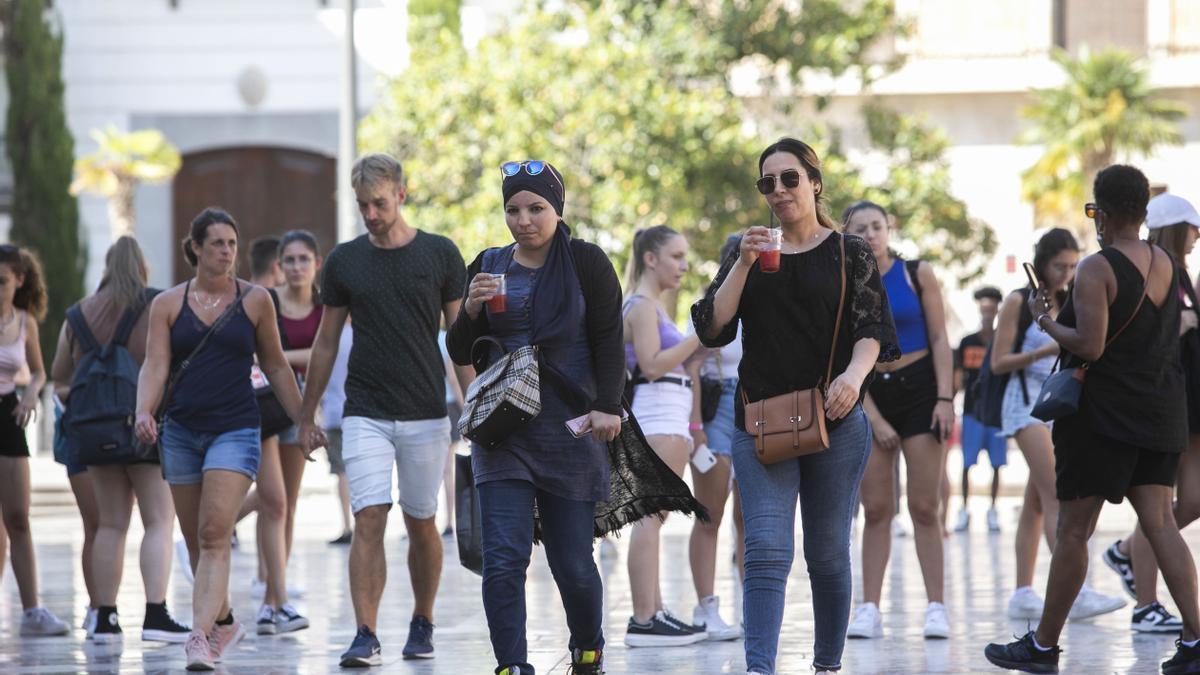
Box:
[182,207,239,268]
[278,229,323,306]
[757,137,838,230]
[1033,227,1079,307]
[1149,223,1192,267]
[0,244,47,321]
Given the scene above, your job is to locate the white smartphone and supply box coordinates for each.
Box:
[691,444,718,473]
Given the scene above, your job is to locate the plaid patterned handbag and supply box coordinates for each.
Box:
[458,336,542,448]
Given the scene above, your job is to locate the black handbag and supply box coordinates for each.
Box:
[255,381,294,439]
[454,453,483,575]
[1031,244,1153,422]
[699,376,723,422]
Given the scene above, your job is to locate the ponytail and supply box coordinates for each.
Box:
[624,225,679,294]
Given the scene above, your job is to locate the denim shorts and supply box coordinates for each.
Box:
[702,379,739,456]
[160,421,261,486]
[342,416,451,518]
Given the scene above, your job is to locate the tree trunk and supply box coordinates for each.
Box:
[109,176,136,238]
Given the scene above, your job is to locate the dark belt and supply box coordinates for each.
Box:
[633,376,692,389]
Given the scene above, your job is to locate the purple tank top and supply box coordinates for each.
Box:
[623,296,685,374]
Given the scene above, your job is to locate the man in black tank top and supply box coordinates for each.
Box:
[985,165,1200,675]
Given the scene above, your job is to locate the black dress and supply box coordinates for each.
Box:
[1052,246,1187,504]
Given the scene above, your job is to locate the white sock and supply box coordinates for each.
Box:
[1031,635,1054,652]
[1183,638,1200,648]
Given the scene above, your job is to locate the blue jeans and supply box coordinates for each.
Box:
[732,405,872,673]
[478,479,604,673]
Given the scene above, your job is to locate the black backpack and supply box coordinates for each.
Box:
[63,290,159,465]
[971,287,1034,427]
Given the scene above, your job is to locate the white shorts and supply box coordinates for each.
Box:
[342,416,451,518]
[631,380,693,445]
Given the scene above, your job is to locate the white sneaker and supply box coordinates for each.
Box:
[986,507,1001,532]
[83,606,97,639]
[693,596,741,641]
[846,603,883,639]
[175,538,194,585]
[923,602,950,639]
[953,508,970,533]
[891,520,908,538]
[1069,585,1126,621]
[20,607,70,636]
[1007,586,1044,620]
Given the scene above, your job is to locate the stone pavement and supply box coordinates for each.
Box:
[1,464,1195,674]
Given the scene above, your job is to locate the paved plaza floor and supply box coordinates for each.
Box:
[1,474,1195,674]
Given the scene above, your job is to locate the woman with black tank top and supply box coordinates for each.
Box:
[693,138,899,675]
[842,200,954,640]
[135,208,312,671]
[985,165,1200,675]
[1102,192,1200,633]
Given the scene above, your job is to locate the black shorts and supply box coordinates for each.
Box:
[869,355,939,439]
[1054,416,1181,504]
[0,392,30,457]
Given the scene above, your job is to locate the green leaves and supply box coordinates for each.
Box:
[1020,48,1188,233]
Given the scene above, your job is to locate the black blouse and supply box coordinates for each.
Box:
[691,232,900,430]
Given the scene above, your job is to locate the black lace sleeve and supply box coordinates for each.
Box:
[845,235,900,363]
[446,250,491,368]
[690,251,741,349]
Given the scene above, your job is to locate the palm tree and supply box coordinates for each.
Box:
[1019,48,1187,235]
[69,126,181,237]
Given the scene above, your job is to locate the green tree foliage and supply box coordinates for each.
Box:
[364,1,762,302]
[407,0,462,47]
[1020,49,1187,234]
[3,0,84,366]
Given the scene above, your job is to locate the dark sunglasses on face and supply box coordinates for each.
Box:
[501,160,546,178]
[756,169,803,195]
[1084,202,1102,219]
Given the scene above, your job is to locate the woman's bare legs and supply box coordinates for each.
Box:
[628,434,690,622]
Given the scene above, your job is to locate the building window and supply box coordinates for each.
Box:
[1055,0,1147,54]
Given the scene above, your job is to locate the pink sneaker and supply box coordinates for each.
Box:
[184,630,214,671]
[207,620,247,662]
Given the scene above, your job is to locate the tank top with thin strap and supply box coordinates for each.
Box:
[167,280,260,434]
[1057,246,1187,452]
[623,295,685,375]
[0,310,27,396]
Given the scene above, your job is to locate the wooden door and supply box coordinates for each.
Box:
[171,147,337,283]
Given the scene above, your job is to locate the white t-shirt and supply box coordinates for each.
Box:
[687,316,743,380]
[320,322,354,429]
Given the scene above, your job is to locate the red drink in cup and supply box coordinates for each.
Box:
[760,228,783,273]
[486,274,508,314]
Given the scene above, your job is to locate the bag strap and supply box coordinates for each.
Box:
[825,233,848,388]
[65,304,101,354]
[157,281,248,417]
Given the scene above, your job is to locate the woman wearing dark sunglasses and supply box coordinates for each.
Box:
[692,138,898,674]
[447,160,622,675]
[985,166,1200,675]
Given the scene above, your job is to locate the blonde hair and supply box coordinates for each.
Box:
[99,236,149,310]
[351,153,405,190]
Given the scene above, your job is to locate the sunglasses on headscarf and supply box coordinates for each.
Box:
[756,169,803,195]
[501,161,547,178]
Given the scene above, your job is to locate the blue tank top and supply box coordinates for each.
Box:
[167,281,260,433]
[882,260,929,356]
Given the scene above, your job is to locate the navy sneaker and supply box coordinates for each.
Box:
[1163,639,1200,675]
[984,632,1060,673]
[1103,539,1136,599]
[340,625,382,668]
[402,615,434,660]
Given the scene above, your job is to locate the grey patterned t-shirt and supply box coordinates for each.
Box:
[321,231,466,421]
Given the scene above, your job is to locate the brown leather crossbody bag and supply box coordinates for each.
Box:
[741,233,846,464]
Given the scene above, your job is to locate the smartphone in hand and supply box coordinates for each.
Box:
[566,414,590,438]
[691,444,718,473]
[1023,262,1041,289]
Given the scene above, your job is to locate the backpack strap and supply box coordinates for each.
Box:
[65,304,101,354]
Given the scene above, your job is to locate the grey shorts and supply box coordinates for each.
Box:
[342,416,451,519]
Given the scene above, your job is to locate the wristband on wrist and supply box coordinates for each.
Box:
[937,396,953,403]
[689,422,703,431]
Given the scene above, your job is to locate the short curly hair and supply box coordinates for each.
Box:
[1094,164,1150,226]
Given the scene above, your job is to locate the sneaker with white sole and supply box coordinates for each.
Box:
[1069,585,1126,621]
[256,605,278,635]
[953,508,970,533]
[923,602,950,639]
[693,596,741,641]
[208,619,247,662]
[91,607,123,644]
[987,507,1001,532]
[83,606,97,640]
[624,611,707,647]
[273,604,310,634]
[175,538,194,585]
[1007,586,1045,620]
[20,607,69,636]
[142,603,190,643]
[660,607,705,636]
[1131,601,1184,633]
[184,630,215,671]
[846,603,883,639]
[1102,539,1136,599]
